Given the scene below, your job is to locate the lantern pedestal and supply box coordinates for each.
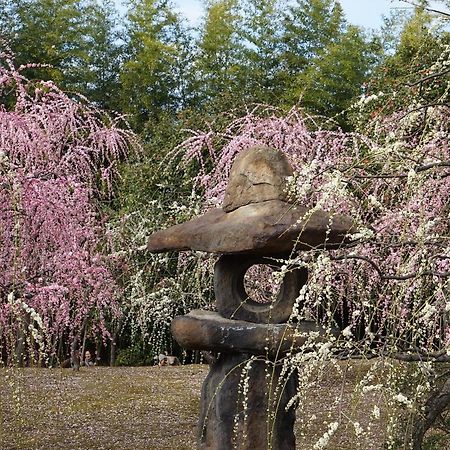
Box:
[198,352,298,450]
[171,310,337,449]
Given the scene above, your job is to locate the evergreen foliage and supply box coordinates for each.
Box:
[1,0,123,108]
[120,0,186,128]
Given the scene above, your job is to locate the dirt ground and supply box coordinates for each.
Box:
[0,365,204,450]
[0,362,448,449]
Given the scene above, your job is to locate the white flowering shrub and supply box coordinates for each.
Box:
[107,184,214,362]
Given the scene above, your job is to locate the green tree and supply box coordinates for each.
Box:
[1,0,123,110]
[0,0,17,39]
[194,0,245,112]
[281,0,344,80]
[294,25,375,125]
[120,0,186,129]
[279,0,375,126]
[79,0,123,110]
[236,0,284,104]
[3,0,87,84]
[358,5,450,123]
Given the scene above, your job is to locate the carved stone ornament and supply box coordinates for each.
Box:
[146,145,354,450]
[147,145,355,256]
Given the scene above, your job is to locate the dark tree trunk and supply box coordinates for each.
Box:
[70,317,89,371]
[110,316,123,367]
[80,325,88,366]
[95,339,102,365]
[70,339,80,371]
[15,312,30,367]
[412,376,450,450]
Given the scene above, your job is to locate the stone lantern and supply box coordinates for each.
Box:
[147,146,354,450]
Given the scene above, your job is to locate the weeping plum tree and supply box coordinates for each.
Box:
[0,48,136,366]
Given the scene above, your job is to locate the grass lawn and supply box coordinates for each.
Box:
[0,365,206,450]
[0,362,448,449]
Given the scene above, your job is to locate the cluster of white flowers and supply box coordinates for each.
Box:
[367,194,382,209]
[0,149,9,166]
[419,303,438,322]
[286,161,319,203]
[341,326,353,339]
[353,91,385,108]
[233,357,255,448]
[317,341,333,358]
[7,292,15,304]
[407,168,417,185]
[19,301,45,330]
[362,384,384,394]
[7,295,48,358]
[315,254,331,275]
[393,393,413,409]
[353,421,364,437]
[290,284,308,320]
[348,227,374,242]
[427,42,450,76]
[372,405,381,420]
[318,170,348,210]
[313,421,339,449]
[415,218,439,240]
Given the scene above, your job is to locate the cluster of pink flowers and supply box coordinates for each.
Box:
[0,49,133,363]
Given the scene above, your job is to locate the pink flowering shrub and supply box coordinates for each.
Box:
[0,49,135,364]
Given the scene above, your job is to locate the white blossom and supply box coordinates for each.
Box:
[372,405,380,419]
[313,422,339,449]
[353,421,363,437]
[342,326,353,338]
[394,393,413,408]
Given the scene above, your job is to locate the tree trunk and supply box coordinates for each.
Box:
[70,317,89,371]
[80,325,88,366]
[70,338,80,371]
[412,376,450,450]
[15,312,30,367]
[56,333,64,365]
[109,316,123,367]
[96,339,102,365]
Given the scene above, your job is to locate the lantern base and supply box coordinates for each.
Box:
[198,352,298,450]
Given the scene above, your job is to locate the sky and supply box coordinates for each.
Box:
[172,0,448,30]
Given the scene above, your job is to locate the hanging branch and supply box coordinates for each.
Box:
[399,0,450,18]
[331,254,450,281]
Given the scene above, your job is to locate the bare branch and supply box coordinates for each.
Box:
[399,0,450,18]
[335,348,450,362]
[388,352,450,362]
[331,254,384,278]
[349,160,450,180]
[331,254,450,281]
[407,68,450,87]
[424,6,450,18]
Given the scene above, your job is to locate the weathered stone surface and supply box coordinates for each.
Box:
[214,254,308,323]
[147,199,355,256]
[171,310,336,356]
[222,145,293,212]
[198,352,298,450]
[147,145,356,256]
